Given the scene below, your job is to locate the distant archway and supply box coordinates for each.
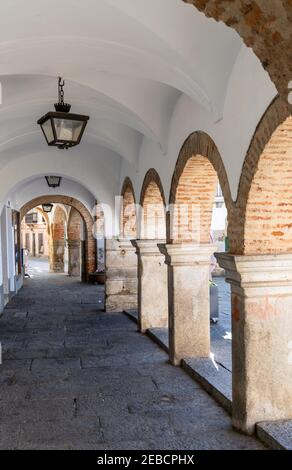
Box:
[20,195,97,279]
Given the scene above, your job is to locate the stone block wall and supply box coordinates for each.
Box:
[105,238,137,312]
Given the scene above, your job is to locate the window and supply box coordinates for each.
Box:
[25,212,38,224]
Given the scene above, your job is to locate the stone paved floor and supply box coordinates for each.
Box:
[0,262,264,450]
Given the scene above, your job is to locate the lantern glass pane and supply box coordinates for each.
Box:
[46,176,61,187]
[53,118,84,143]
[41,119,54,143]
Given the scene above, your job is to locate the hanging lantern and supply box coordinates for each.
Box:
[45,176,62,188]
[42,203,53,213]
[37,77,89,150]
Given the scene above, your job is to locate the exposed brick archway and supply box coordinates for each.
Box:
[169,131,232,243]
[52,205,66,240]
[231,96,292,254]
[120,177,137,239]
[183,0,292,107]
[139,169,166,239]
[68,207,82,241]
[20,195,97,278]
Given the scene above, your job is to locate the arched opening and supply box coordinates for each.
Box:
[140,169,166,240]
[167,131,232,366]
[215,97,292,432]
[120,177,137,239]
[132,169,168,332]
[21,205,51,276]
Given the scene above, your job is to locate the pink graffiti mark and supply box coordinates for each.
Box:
[247,296,278,320]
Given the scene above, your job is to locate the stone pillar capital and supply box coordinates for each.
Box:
[160,243,217,267]
[216,251,292,433]
[132,239,166,257]
[215,252,292,294]
[116,238,137,253]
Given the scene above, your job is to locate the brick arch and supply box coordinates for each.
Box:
[139,169,166,239]
[68,207,82,241]
[232,96,292,254]
[120,177,137,238]
[169,131,232,243]
[52,205,66,240]
[20,195,97,278]
[183,1,292,107]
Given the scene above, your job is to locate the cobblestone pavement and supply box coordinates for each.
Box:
[0,262,263,450]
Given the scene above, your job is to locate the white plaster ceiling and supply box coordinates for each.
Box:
[0,0,242,203]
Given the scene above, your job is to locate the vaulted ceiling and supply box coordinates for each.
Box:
[0,0,242,177]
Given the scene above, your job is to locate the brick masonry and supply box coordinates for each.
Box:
[183,0,292,108]
[169,131,232,244]
[50,206,66,272]
[120,177,137,239]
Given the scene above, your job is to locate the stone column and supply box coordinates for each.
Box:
[159,243,216,366]
[105,238,137,312]
[49,240,65,272]
[216,253,292,434]
[132,239,168,333]
[68,240,81,276]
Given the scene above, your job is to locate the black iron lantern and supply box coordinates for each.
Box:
[42,203,53,213]
[45,176,62,188]
[37,77,89,149]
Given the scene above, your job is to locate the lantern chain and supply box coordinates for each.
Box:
[58,77,65,105]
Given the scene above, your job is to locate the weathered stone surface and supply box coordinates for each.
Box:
[161,243,216,365]
[105,238,138,312]
[133,240,168,333]
[256,419,292,450]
